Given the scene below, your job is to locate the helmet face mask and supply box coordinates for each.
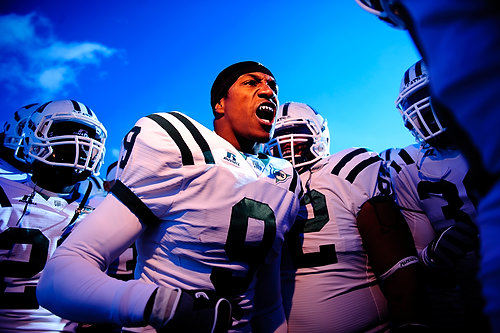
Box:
[24,100,107,176]
[396,60,446,143]
[265,102,330,169]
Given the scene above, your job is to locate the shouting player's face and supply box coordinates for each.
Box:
[218,72,278,151]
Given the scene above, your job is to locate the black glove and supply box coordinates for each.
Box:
[149,287,232,333]
[420,221,478,268]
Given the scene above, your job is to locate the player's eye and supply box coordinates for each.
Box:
[268,81,278,94]
[243,79,258,86]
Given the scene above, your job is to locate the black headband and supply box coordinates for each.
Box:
[210,61,275,111]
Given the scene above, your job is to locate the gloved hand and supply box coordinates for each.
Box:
[149,287,232,333]
[420,221,478,268]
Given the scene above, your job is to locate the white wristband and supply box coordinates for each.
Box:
[149,287,182,329]
[379,256,419,281]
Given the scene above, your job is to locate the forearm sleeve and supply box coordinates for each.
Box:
[251,252,287,333]
[37,194,158,326]
[356,196,423,326]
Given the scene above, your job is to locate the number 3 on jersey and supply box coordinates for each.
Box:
[288,189,337,268]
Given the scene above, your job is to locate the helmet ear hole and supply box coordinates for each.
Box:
[312,141,326,156]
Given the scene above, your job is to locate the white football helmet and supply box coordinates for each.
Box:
[265,102,330,169]
[396,60,446,143]
[23,100,107,175]
[2,103,39,160]
[355,0,407,29]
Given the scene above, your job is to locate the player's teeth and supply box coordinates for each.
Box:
[259,105,273,112]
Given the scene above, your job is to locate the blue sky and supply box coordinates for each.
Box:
[0,1,420,173]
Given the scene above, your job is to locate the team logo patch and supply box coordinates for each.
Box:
[272,168,290,184]
[223,152,240,167]
[252,160,264,172]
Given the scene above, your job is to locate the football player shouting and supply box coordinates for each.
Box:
[38,61,302,333]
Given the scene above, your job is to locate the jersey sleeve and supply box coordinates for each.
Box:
[114,114,186,221]
[37,194,158,326]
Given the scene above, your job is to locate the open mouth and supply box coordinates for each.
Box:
[256,102,276,126]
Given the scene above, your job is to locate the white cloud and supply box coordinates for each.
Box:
[0,13,39,45]
[41,42,116,64]
[38,67,75,91]
[0,12,118,96]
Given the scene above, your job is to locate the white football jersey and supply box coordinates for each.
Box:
[75,175,107,200]
[282,148,390,333]
[40,112,302,332]
[0,177,96,332]
[387,143,476,252]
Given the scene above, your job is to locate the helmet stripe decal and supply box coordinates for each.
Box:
[282,102,290,116]
[71,100,81,111]
[35,101,52,113]
[84,104,94,117]
[23,103,38,109]
[404,68,410,86]
[168,111,215,164]
[346,155,382,183]
[331,148,368,175]
[415,60,423,77]
[146,113,194,165]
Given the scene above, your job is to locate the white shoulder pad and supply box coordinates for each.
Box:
[115,112,217,221]
[319,147,384,214]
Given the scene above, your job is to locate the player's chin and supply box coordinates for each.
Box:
[252,128,272,143]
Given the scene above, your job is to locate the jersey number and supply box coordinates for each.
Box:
[0,227,49,309]
[210,198,276,298]
[417,178,475,228]
[119,126,141,169]
[288,189,337,268]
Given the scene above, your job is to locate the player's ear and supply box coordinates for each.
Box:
[214,99,225,119]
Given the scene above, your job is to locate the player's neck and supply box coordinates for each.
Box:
[31,165,79,194]
[31,174,76,194]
